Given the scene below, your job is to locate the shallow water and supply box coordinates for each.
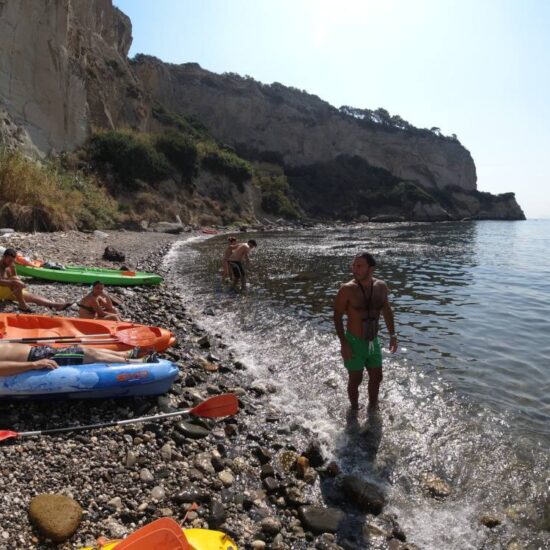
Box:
[167,221,550,549]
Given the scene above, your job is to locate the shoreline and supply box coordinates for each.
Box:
[0,230,393,550]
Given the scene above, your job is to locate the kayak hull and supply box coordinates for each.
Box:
[0,359,178,399]
[80,528,238,549]
[15,264,163,285]
[0,314,176,352]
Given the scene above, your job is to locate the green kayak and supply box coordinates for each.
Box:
[15,264,163,286]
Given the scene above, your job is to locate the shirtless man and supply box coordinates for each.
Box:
[78,281,121,321]
[222,237,238,280]
[228,239,257,290]
[0,343,156,377]
[333,252,398,411]
[0,248,73,312]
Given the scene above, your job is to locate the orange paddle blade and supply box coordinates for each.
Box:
[116,518,188,550]
[190,394,239,418]
[0,430,19,442]
[115,327,157,347]
[121,271,136,277]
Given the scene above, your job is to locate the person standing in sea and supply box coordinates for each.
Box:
[333,252,398,411]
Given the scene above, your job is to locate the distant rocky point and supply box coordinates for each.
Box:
[0,0,524,228]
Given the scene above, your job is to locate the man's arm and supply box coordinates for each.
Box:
[0,266,24,288]
[380,285,397,353]
[0,358,58,377]
[334,287,352,360]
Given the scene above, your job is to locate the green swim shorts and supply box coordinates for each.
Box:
[343,331,382,371]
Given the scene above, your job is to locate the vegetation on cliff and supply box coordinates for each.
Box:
[0,149,118,231]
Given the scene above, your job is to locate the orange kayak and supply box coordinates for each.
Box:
[0,314,175,352]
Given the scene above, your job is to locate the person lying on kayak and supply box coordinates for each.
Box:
[0,343,157,377]
[0,248,73,313]
[78,281,122,321]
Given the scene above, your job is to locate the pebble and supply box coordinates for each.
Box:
[140,468,154,483]
[218,470,234,487]
[151,486,166,500]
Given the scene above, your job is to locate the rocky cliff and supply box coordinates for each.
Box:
[0,0,525,224]
[0,0,149,155]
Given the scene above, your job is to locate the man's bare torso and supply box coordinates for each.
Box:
[229,244,249,262]
[342,278,388,337]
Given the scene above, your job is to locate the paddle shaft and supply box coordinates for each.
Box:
[0,333,114,343]
[18,408,195,437]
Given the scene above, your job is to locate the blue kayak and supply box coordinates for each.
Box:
[0,359,178,399]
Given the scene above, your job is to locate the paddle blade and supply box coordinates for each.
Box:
[115,327,157,347]
[0,430,19,442]
[116,518,188,550]
[190,394,239,418]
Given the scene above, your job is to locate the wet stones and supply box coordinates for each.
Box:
[302,440,325,468]
[420,473,452,499]
[173,421,210,440]
[341,475,385,515]
[479,513,502,528]
[28,494,82,543]
[298,505,344,534]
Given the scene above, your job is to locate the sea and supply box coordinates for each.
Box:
[165,220,550,549]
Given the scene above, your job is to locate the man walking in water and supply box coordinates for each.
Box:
[333,252,397,411]
[228,239,257,291]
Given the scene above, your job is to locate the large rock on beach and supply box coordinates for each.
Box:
[341,475,385,515]
[103,246,126,262]
[28,494,82,543]
[298,505,344,534]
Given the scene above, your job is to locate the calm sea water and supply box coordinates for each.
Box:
[166,220,550,549]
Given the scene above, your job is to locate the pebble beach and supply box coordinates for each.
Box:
[0,230,408,550]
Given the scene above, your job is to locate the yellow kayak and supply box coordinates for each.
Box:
[80,528,237,550]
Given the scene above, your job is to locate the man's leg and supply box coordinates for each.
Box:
[24,292,72,310]
[366,368,383,410]
[347,370,363,410]
[82,348,150,364]
[8,286,30,310]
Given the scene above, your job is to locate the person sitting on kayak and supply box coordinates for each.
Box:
[0,248,73,313]
[78,281,122,321]
[0,343,158,376]
[228,239,257,291]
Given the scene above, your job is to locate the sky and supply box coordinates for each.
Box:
[114,0,550,219]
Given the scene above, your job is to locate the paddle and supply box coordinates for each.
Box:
[115,518,189,550]
[0,393,238,443]
[0,327,158,347]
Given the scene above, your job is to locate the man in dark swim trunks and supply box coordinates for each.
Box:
[228,239,257,290]
[333,252,398,411]
[0,343,157,376]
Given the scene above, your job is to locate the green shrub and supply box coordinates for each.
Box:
[88,130,171,185]
[258,175,301,219]
[155,130,198,183]
[0,148,118,230]
[201,149,252,190]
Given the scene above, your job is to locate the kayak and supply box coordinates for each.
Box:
[15,263,163,286]
[80,528,238,549]
[0,313,175,352]
[0,359,178,399]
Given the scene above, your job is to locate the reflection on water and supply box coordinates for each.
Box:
[168,220,550,549]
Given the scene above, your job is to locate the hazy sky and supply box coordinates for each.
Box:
[115,0,549,219]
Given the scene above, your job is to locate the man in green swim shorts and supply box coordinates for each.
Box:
[333,252,398,411]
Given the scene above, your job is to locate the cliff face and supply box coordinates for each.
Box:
[0,0,149,155]
[0,0,525,223]
[133,58,477,193]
